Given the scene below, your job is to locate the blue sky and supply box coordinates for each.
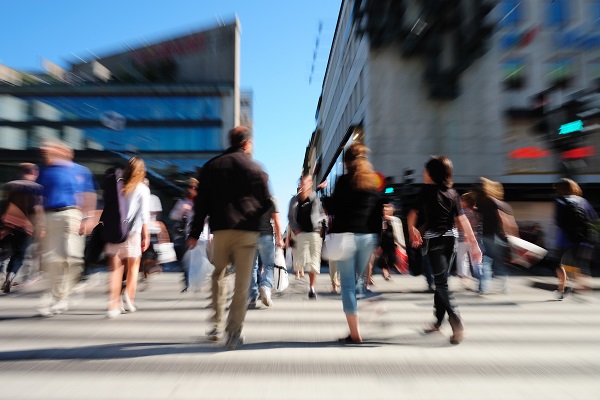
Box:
[1,0,341,223]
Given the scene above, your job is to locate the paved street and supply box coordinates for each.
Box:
[1,270,599,400]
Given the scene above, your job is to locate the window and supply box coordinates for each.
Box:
[589,59,600,84]
[502,57,527,90]
[546,0,570,27]
[499,0,524,28]
[591,0,600,26]
[546,57,575,88]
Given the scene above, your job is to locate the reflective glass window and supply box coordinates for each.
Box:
[499,0,524,28]
[81,127,221,152]
[547,0,569,27]
[23,96,221,121]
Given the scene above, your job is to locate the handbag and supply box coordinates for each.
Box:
[84,223,106,266]
[153,242,178,264]
[321,233,356,261]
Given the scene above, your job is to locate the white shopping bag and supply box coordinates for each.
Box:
[153,242,178,264]
[506,235,548,268]
[184,243,214,291]
[273,247,289,293]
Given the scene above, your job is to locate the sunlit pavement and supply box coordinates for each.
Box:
[1,270,599,400]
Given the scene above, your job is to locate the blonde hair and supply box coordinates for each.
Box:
[480,177,504,200]
[122,157,146,196]
[343,143,379,191]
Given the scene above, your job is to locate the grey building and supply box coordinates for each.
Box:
[305,0,600,248]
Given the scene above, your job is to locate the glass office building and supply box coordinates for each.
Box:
[0,21,243,202]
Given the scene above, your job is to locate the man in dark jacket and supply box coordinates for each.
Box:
[187,126,272,350]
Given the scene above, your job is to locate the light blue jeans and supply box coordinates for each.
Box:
[249,234,275,300]
[336,233,377,315]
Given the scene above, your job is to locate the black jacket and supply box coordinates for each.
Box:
[189,147,272,238]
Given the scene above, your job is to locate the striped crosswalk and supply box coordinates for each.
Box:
[0,272,599,399]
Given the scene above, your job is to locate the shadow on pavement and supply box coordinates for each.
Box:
[0,342,222,361]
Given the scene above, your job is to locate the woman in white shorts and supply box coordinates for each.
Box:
[105,157,150,318]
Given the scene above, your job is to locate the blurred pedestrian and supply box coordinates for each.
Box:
[327,143,382,343]
[459,191,489,293]
[374,203,406,281]
[476,178,518,294]
[0,163,42,293]
[407,156,481,345]
[36,141,96,316]
[288,173,327,299]
[104,157,150,318]
[248,189,284,308]
[169,177,199,292]
[140,178,169,285]
[187,126,272,350]
[553,178,598,300]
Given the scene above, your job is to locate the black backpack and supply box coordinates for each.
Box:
[556,196,595,244]
[101,167,138,244]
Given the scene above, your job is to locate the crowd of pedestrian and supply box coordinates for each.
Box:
[0,127,597,351]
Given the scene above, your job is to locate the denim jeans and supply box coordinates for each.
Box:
[248,234,275,300]
[5,230,32,276]
[481,235,509,293]
[337,233,377,315]
[423,236,460,325]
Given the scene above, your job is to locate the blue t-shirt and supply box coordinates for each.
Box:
[37,162,94,210]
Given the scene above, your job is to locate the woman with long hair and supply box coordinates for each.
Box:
[329,143,382,343]
[553,178,597,299]
[407,156,481,344]
[105,157,151,318]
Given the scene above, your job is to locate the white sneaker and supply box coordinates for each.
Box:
[259,286,273,307]
[106,309,122,318]
[122,292,137,313]
[50,300,69,315]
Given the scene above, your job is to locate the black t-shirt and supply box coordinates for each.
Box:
[412,184,462,236]
[477,194,513,239]
[330,174,382,234]
[380,222,395,252]
[297,198,314,233]
[257,200,277,235]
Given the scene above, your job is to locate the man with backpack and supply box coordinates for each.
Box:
[187,126,272,350]
[553,178,598,300]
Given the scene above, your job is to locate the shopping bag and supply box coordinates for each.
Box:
[394,246,409,274]
[153,242,178,264]
[321,233,356,261]
[506,235,548,268]
[273,247,289,292]
[274,247,286,268]
[184,243,214,291]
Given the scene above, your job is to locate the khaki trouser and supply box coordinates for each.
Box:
[41,209,84,302]
[295,232,322,274]
[209,230,259,336]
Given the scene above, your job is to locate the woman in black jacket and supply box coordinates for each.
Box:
[329,143,382,343]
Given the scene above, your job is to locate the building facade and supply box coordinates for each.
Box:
[305,0,600,248]
[0,20,247,203]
